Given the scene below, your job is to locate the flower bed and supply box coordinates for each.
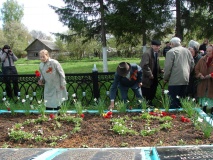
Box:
[0,109,212,148]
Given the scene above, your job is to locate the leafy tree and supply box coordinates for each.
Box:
[50,0,109,71]
[174,0,213,41]
[0,29,7,48]
[0,0,24,25]
[3,21,31,57]
[106,0,174,51]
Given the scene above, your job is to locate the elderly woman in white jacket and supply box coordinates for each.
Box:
[38,49,67,110]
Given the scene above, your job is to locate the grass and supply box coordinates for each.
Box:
[15,57,165,74]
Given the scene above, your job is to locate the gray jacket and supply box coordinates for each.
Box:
[164,46,194,85]
[1,51,18,67]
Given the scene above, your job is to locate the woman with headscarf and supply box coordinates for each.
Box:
[195,45,213,114]
[186,40,202,98]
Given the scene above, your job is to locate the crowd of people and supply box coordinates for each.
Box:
[1,37,213,113]
[108,37,213,114]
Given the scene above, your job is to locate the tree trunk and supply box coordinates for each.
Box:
[100,0,108,72]
[175,0,183,40]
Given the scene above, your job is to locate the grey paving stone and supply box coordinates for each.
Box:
[0,148,50,160]
[156,146,213,160]
[90,149,142,160]
[52,149,99,160]
[52,148,142,160]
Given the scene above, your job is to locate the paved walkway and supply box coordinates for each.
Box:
[0,145,213,160]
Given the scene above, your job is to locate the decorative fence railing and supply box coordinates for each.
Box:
[0,71,164,106]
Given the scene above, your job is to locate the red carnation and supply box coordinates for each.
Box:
[49,114,55,119]
[186,118,190,122]
[107,111,112,116]
[7,108,10,111]
[35,70,41,77]
[161,111,167,116]
[211,73,213,78]
[171,114,176,119]
[80,113,85,118]
[104,115,110,118]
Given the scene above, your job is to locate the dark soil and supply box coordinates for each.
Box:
[0,112,212,148]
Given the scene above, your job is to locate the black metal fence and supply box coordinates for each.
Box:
[0,71,163,106]
[0,71,118,106]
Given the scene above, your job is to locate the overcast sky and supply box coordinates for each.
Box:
[0,0,68,38]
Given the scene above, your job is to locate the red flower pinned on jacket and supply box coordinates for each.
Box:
[46,67,53,73]
[211,73,213,78]
[80,113,85,118]
[7,108,11,111]
[35,70,41,77]
[130,70,138,80]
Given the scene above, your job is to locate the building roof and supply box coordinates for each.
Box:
[25,39,60,51]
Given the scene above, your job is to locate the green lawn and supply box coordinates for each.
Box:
[15,57,165,74]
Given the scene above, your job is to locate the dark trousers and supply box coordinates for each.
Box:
[141,81,158,105]
[119,86,142,102]
[119,85,142,109]
[168,85,187,109]
[2,66,20,98]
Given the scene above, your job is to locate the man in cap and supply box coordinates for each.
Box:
[164,37,194,109]
[108,62,143,110]
[140,40,163,106]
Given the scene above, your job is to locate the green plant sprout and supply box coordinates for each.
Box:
[58,98,69,116]
[36,100,46,117]
[138,98,149,112]
[94,98,105,115]
[115,100,127,113]
[161,90,171,112]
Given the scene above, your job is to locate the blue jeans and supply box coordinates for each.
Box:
[168,85,187,109]
[119,85,142,102]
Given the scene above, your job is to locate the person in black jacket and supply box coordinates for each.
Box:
[108,62,143,110]
[199,39,209,56]
[162,41,171,57]
[0,45,19,98]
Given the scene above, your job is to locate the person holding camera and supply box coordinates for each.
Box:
[0,45,19,98]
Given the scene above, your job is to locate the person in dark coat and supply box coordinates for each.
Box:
[140,40,163,106]
[108,62,143,110]
[199,39,209,56]
[0,45,19,98]
[162,41,171,57]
